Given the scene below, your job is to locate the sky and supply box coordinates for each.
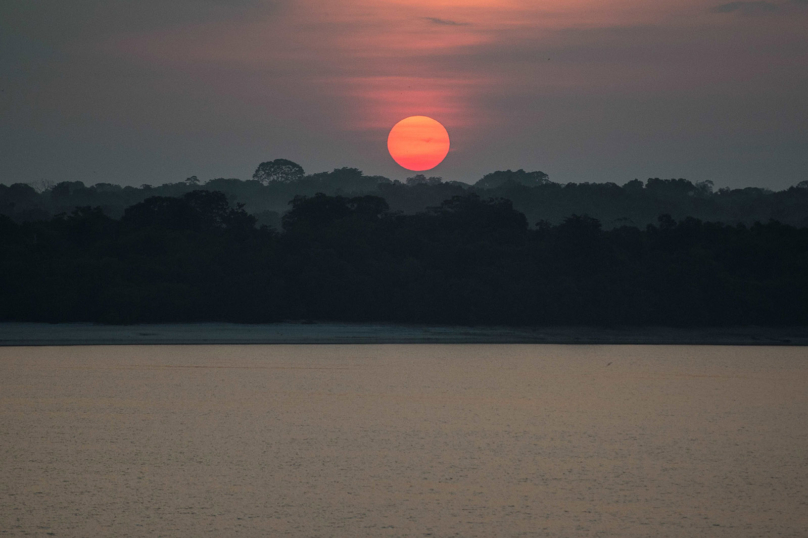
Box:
[1,0,807,188]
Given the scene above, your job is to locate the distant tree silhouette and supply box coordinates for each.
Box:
[122,190,256,233]
[253,159,305,184]
[475,169,549,189]
[428,194,528,242]
[282,193,389,234]
[623,179,644,193]
[4,165,808,231]
[646,178,702,198]
[406,174,442,186]
[305,167,390,192]
[51,181,88,200]
[695,180,714,195]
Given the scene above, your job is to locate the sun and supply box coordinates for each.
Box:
[387,116,450,172]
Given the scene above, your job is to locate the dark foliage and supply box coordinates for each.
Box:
[1,191,806,326]
[4,163,808,230]
[474,169,550,189]
[252,158,305,184]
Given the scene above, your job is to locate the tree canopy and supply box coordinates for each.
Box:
[3,164,808,231]
[252,159,305,184]
[2,191,806,326]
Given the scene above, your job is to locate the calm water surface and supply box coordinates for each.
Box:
[1,344,807,537]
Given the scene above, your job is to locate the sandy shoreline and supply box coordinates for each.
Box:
[1,322,807,346]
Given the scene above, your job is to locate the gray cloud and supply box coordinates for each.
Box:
[422,17,469,26]
[710,1,779,14]
[0,0,277,45]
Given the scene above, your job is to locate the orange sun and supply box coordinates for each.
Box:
[387,116,450,171]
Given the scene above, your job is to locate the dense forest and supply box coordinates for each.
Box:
[3,159,808,230]
[2,188,806,326]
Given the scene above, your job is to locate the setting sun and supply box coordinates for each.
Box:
[387,116,450,172]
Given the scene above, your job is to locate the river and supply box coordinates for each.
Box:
[1,344,806,537]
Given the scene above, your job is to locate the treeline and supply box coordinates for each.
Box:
[3,160,808,230]
[2,190,806,326]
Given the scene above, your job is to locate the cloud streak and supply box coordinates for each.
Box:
[422,17,469,26]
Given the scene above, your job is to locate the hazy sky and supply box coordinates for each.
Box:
[2,0,807,187]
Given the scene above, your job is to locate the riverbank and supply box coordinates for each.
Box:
[1,322,807,346]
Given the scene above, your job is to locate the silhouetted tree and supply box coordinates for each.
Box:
[406,174,442,186]
[51,181,88,200]
[253,159,305,184]
[475,169,549,189]
[122,190,256,233]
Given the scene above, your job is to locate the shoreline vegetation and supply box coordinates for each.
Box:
[2,323,808,346]
[2,162,807,327]
[2,189,807,327]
